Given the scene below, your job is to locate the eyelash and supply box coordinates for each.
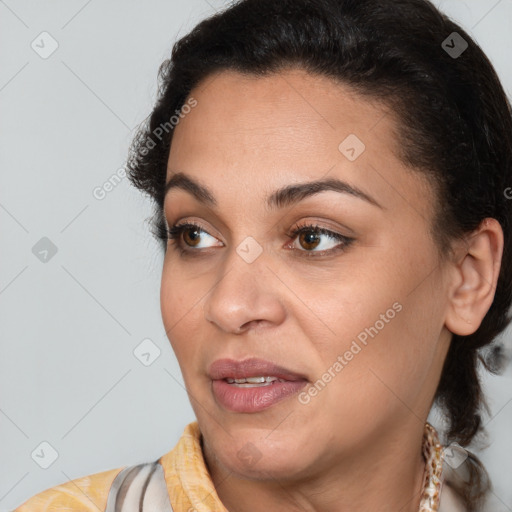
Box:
[166,221,355,258]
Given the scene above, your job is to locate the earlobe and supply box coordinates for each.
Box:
[445,218,504,337]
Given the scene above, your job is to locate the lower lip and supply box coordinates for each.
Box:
[212,379,307,413]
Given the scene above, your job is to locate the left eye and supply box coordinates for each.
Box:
[288,224,353,254]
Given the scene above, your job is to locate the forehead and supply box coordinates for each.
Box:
[169,67,396,162]
[165,68,434,218]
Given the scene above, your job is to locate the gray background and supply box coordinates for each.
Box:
[0,1,511,510]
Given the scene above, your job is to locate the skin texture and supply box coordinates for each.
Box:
[160,68,503,512]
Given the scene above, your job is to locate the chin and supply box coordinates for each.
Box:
[206,423,317,480]
[223,445,311,481]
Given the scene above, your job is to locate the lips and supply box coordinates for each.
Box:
[208,357,307,382]
[209,358,308,413]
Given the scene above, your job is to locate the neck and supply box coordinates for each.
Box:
[204,419,428,512]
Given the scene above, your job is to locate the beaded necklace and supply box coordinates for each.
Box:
[419,422,445,511]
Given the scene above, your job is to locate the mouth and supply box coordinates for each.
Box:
[208,357,307,381]
[208,358,308,413]
[224,376,290,387]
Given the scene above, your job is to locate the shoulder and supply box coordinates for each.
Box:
[13,465,125,511]
[439,478,468,512]
[13,460,174,512]
[439,482,468,512]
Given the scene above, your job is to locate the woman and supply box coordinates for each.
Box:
[13,0,512,511]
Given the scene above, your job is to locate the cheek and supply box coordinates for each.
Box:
[315,279,442,430]
[306,246,443,414]
[160,261,203,366]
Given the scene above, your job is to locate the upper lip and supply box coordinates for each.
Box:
[209,357,307,381]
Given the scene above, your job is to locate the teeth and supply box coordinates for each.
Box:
[225,376,285,386]
[246,377,266,383]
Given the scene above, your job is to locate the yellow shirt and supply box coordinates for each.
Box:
[13,421,227,512]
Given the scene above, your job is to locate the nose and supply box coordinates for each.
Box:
[202,250,287,334]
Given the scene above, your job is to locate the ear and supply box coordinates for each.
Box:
[445,218,504,336]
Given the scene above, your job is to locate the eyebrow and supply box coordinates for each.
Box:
[164,171,383,210]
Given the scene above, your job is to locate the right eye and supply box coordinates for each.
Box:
[167,222,223,253]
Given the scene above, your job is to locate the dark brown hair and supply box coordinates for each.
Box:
[125,1,512,508]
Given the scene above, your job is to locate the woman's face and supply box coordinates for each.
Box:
[161,68,453,480]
